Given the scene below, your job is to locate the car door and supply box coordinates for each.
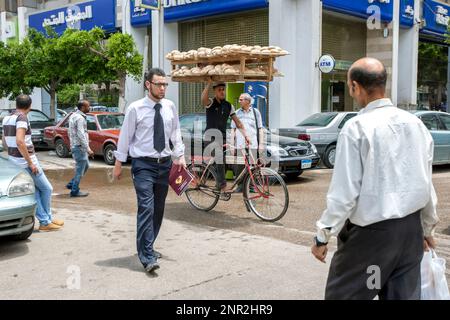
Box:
[86,115,101,154]
[57,116,71,147]
[419,113,448,163]
[436,113,450,162]
[338,113,357,130]
[179,115,195,155]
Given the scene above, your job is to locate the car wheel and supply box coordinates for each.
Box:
[55,139,70,158]
[103,144,116,166]
[323,145,336,169]
[285,171,303,179]
[12,218,34,241]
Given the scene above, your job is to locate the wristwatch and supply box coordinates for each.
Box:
[314,236,328,247]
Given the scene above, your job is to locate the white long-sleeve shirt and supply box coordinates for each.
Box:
[316,98,439,243]
[114,96,185,163]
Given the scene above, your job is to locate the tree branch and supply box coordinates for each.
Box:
[87,46,109,60]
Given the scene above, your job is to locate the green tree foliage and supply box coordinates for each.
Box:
[0,27,143,116]
[0,40,35,98]
[418,42,448,86]
[57,84,82,108]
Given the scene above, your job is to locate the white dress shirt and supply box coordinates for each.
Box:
[316,98,439,243]
[231,107,263,149]
[114,96,185,163]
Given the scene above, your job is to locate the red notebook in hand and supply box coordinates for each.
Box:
[169,164,194,196]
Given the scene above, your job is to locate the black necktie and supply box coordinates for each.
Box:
[154,103,165,153]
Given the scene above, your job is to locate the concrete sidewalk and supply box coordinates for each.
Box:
[0,206,329,300]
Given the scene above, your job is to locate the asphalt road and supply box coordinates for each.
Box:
[1,150,449,299]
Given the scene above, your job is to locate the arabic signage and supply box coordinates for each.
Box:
[422,0,450,36]
[400,0,415,27]
[323,0,393,23]
[136,0,160,10]
[28,0,116,35]
[131,0,268,26]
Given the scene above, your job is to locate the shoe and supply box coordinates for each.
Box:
[70,191,89,197]
[154,250,162,259]
[145,262,160,273]
[66,184,72,190]
[39,223,62,232]
[52,219,64,226]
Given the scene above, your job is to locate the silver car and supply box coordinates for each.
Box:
[0,145,36,240]
[413,111,450,165]
[278,112,358,168]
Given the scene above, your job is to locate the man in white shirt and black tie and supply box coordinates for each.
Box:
[113,68,186,273]
[311,57,439,300]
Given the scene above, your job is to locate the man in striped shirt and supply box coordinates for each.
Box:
[1,94,63,231]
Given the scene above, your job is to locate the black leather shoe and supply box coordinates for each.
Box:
[70,191,89,197]
[145,262,160,273]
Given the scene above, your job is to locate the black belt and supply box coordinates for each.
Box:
[135,156,171,163]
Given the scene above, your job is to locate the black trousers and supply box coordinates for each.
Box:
[131,158,172,268]
[325,211,424,300]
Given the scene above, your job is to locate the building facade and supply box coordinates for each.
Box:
[1,0,450,128]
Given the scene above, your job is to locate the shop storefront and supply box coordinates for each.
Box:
[418,0,450,111]
[321,12,367,112]
[320,0,394,112]
[131,0,269,118]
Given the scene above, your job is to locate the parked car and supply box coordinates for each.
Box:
[0,109,56,148]
[0,145,36,241]
[56,109,68,123]
[413,111,450,164]
[44,112,124,165]
[179,113,321,179]
[277,112,358,168]
[89,106,109,112]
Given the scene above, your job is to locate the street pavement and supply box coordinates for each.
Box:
[1,150,450,299]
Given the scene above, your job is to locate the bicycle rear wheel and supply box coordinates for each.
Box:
[243,167,289,222]
[185,163,220,211]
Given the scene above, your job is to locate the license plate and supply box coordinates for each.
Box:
[301,159,312,169]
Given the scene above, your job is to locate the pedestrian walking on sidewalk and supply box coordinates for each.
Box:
[67,100,94,197]
[113,68,186,273]
[311,57,440,300]
[1,94,63,231]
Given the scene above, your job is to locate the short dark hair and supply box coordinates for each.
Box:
[145,68,166,82]
[77,100,89,110]
[16,94,32,110]
[213,83,226,89]
[349,66,387,95]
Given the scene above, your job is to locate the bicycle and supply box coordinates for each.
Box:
[185,144,289,222]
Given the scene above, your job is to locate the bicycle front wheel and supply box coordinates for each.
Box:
[243,167,289,222]
[185,163,220,212]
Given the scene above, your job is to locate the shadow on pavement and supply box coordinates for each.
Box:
[165,202,284,231]
[0,239,30,261]
[95,254,144,273]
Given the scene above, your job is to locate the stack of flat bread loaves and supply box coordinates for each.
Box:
[166,45,289,61]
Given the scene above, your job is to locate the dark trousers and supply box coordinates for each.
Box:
[325,211,423,300]
[208,139,227,189]
[131,158,172,268]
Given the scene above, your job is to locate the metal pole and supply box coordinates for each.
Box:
[159,4,164,69]
[392,0,400,106]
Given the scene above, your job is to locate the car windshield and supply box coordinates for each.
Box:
[97,114,124,130]
[28,110,51,122]
[297,113,338,127]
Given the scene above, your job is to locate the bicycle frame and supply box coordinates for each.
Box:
[190,144,270,200]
